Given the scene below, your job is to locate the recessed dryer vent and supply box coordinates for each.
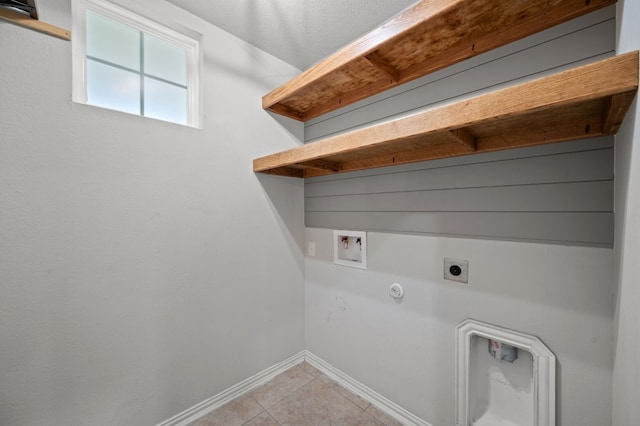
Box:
[455,319,556,426]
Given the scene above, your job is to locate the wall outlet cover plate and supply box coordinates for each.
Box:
[444,258,469,283]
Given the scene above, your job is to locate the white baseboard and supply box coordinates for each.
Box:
[303,351,433,426]
[156,351,306,426]
[157,350,432,426]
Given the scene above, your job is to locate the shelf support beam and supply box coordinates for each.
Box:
[446,128,477,152]
[602,91,637,134]
[364,52,400,82]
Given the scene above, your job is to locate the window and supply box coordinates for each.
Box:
[72,0,201,127]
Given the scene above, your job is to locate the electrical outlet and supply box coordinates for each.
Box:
[444,258,469,283]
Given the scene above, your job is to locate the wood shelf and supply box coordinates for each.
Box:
[0,6,70,40]
[262,0,616,122]
[254,52,639,178]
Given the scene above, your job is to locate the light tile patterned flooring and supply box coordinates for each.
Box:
[189,362,404,426]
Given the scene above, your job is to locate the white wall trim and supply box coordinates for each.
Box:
[157,350,432,426]
[303,351,432,426]
[155,351,306,426]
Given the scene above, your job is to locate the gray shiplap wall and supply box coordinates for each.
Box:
[304,6,616,247]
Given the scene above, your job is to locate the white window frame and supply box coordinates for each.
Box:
[71,0,202,128]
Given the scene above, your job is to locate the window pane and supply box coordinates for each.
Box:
[87,11,140,71]
[144,78,187,125]
[87,60,140,115]
[144,34,187,85]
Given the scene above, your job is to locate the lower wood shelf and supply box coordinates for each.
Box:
[254,51,638,179]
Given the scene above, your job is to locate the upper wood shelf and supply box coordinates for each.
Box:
[262,0,616,122]
[0,6,70,40]
[254,52,639,178]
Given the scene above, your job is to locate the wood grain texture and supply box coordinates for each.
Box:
[262,0,616,121]
[254,52,638,178]
[446,128,477,152]
[0,7,70,40]
[602,92,638,134]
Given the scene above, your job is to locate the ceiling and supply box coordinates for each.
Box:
[164,0,419,70]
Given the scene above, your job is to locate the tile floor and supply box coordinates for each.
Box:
[189,362,404,426]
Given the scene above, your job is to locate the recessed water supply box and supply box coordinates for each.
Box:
[333,230,367,269]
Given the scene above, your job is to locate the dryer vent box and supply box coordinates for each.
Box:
[333,230,367,269]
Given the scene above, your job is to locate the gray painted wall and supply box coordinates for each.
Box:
[304,6,616,247]
[0,1,305,425]
[306,137,614,246]
[305,228,614,426]
[613,0,640,425]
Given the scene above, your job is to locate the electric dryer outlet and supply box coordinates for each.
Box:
[444,258,469,283]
